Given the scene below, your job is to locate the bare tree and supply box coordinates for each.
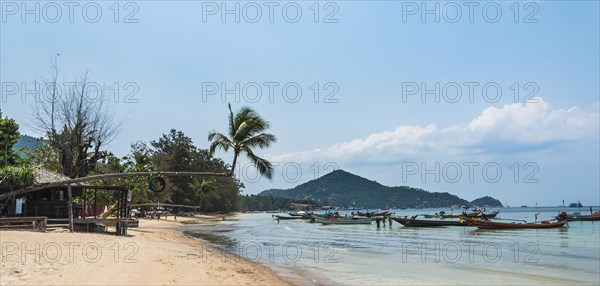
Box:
[33,57,122,178]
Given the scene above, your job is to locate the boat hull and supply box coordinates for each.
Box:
[315,217,372,225]
[464,218,567,229]
[556,214,600,221]
[441,210,485,219]
[273,215,304,220]
[393,217,470,227]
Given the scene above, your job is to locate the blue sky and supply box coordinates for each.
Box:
[1,1,599,206]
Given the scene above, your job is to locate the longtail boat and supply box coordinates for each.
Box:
[356,211,390,217]
[440,209,485,218]
[310,213,343,219]
[392,217,470,227]
[315,217,372,225]
[483,211,500,218]
[272,215,304,220]
[422,210,499,219]
[463,218,567,229]
[423,214,440,218]
[555,213,600,221]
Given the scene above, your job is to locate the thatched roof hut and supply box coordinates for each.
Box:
[32,167,87,187]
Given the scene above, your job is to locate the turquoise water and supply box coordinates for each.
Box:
[183,207,600,285]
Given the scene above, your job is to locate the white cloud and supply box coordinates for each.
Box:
[270,98,599,164]
[467,99,597,143]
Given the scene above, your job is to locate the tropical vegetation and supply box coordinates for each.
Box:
[0,112,21,166]
[208,103,277,179]
[2,97,279,213]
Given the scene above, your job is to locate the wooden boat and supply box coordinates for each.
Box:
[272,215,304,220]
[310,213,343,219]
[288,211,307,216]
[315,217,372,225]
[483,211,500,218]
[423,214,440,218]
[356,211,389,217]
[392,217,470,227]
[463,218,567,229]
[440,209,485,218]
[555,213,600,221]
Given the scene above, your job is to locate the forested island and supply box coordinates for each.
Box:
[260,170,502,209]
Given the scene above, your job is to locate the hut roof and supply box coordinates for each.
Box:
[33,167,87,187]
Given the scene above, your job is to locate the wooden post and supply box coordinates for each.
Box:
[94,190,97,219]
[116,191,121,235]
[68,184,73,232]
[83,190,87,219]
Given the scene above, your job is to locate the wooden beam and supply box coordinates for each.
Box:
[0,171,230,200]
[67,184,73,232]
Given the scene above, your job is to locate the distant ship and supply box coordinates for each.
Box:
[568,202,583,208]
[521,205,528,208]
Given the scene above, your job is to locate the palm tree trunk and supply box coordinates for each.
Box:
[230,151,239,176]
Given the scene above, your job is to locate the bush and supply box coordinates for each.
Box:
[0,166,35,191]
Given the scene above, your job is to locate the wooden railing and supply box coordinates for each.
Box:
[0,217,47,231]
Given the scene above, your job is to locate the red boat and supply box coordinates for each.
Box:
[462,218,567,229]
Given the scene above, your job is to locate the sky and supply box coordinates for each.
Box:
[1,0,599,206]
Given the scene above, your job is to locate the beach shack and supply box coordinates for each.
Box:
[0,167,131,235]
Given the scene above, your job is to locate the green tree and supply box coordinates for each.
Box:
[208,103,277,179]
[21,140,62,172]
[122,142,153,172]
[147,129,242,211]
[189,179,216,209]
[199,176,240,213]
[121,142,171,205]
[0,112,21,166]
[0,166,35,191]
[150,129,200,204]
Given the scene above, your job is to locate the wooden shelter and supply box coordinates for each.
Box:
[0,167,130,235]
[1,168,230,235]
[9,167,86,218]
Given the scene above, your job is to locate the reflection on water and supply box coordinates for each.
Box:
[184,208,600,285]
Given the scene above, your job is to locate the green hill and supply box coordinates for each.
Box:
[259,170,475,208]
[14,135,42,156]
[470,196,503,207]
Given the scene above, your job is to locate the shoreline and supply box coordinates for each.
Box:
[0,216,294,285]
[178,215,330,286]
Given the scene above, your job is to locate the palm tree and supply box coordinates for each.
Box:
[189,179,216,210]
[208,103,277,179]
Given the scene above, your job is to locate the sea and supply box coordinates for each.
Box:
[182,207,600,285]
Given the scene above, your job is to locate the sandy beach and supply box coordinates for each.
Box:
[0,217,292,286]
